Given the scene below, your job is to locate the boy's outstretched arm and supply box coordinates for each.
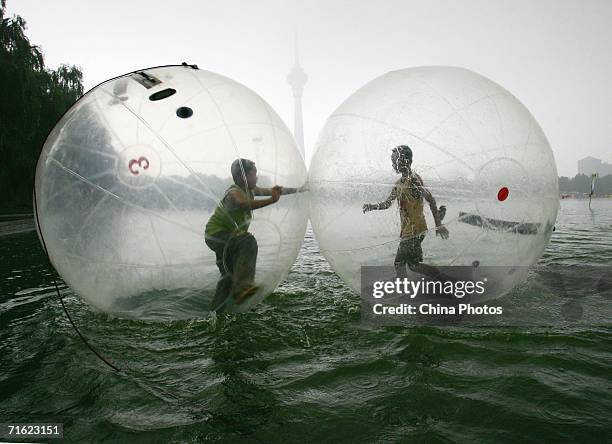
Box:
[415,174,449,239]
[363,187,397,213]
[230,186,281,210]
[254,185,306,196]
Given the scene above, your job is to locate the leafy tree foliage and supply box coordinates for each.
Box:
[559,174,612,195]
[1,0,83,211]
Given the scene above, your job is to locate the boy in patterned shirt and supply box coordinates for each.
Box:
[363,145,449,279]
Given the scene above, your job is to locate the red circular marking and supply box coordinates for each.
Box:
[497,187,509,201]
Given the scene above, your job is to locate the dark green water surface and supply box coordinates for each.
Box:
[1,200,611,443]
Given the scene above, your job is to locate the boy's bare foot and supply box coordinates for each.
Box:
[235,286,259,305]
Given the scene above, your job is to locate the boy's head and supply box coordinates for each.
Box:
[231,158,257,189]
[391,145,412,174]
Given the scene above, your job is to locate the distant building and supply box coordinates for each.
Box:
[577,156,612,176]
[287,36,307,160]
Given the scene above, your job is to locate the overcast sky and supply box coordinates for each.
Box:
[7,0,611,176]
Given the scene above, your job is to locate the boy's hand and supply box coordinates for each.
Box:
[271,185,282,202]
[363,203,376,213]
[436,225,449,239]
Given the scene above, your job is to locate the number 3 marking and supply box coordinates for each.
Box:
[128,156,150,175]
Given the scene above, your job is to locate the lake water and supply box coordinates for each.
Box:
[0,200,610,442]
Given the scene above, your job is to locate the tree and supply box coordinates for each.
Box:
[0,0,83,211]
[558,173,612,195]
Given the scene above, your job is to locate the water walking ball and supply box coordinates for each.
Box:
[35,65,308,318]
[309,66,559,301]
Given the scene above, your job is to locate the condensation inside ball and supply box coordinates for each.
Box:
[309,66,559,302]
[35,66,308,319]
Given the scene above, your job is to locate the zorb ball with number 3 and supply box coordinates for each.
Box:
[34,65,308,318]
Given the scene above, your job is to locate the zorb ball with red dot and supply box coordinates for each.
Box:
[34,65,308,318]
[308,66,558,301]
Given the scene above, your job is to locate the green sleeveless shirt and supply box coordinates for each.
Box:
[205,185,254,237]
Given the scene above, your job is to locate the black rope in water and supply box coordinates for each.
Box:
[35,199,188,404]
[33,187,121,372]
[34,189,186,405]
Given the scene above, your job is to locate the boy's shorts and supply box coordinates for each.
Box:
[394,234,425,266]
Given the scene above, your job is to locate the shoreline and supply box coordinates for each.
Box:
[0,218,35,236]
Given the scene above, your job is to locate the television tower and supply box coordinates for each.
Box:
[287,36,308,159]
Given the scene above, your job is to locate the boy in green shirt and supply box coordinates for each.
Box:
[205,158,297,312]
